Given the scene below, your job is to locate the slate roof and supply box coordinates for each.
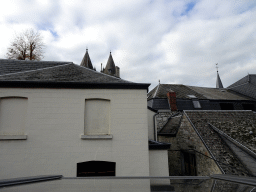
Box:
[0,59,150,89]
[148,139,171,150]
[228,74,256,100]
[187,86,251,100]
[185,110,256,176]
[148,84,250,101]
[80,49,93,69]
[158,113,182,135]
[0,59,69,75]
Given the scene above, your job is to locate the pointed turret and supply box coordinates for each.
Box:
[216,71,224,88]
[80,49,93,69]
[102,52,120,77]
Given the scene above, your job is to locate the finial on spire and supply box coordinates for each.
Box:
[110,50,111,54]
[159,79,160,84]
[216,63,219,72]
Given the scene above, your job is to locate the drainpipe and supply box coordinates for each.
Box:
[153,111,159,141]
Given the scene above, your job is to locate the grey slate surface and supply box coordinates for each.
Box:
[148,84,251,100]
[185,110,256,176]
[227,74,256,100]
[0,62,132,84]
[187,86,250,100]
[0,59,70,75]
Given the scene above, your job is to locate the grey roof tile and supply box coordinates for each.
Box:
[0,59,70,75]
[227,75,256,100]
[0,63,132,84]
[185,110,256,176]
[148,84,251,100]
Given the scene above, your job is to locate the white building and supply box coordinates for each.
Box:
[0,58,169,179]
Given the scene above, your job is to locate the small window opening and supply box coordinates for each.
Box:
[187,95,197,99]
[192,100,201,108]
[220,103,234,110]
[77,161,116,177]
[242,104,255,111]
[181,151,197,176]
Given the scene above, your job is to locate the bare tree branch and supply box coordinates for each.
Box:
[6,29,45,61]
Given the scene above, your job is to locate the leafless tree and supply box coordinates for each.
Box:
[6,29,45,60]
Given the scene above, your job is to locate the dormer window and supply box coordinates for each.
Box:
[192,100,201,108]
[108,69,112,74]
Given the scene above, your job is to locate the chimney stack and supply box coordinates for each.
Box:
[167,91,177,111]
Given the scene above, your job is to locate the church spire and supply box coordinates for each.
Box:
[103,52,116,75]
[80,49,94,69]
[216,63,224,88]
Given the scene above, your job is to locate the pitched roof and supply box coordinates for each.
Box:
[103,52,116,75]
[148,84,207,100]
[0,59,150,89]
[0,59,69,75]
[158,113,182,135]
[228,74,256,100]
[187,86,251,100]
[80,49,93,69]
[148,84,250,100]
[216,72,224,88]
[185,110,256,176]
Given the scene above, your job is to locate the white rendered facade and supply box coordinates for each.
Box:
[0,88,150,179]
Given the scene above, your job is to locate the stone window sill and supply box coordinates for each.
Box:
[0,135,27,140]
[81,134,113,140]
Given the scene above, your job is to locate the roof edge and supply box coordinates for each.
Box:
[0,81,150,89]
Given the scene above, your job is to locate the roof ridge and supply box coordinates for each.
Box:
[227,82,249,89]
[75,64,134,83]
[0,59,72,63]
[0,62,73,77]
[153,83,161,98]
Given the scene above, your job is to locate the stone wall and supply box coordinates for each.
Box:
[155,110,176,132]
[158,114,222,176]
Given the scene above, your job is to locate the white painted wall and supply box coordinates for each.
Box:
[0,88,149,179]
[149,150,169,185]
[149,150,169,176]
[147,109,156,140]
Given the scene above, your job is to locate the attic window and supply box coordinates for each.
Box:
[192,100,201,108]
[187,95,197,99]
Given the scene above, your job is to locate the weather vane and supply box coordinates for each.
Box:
[216,63,219,72]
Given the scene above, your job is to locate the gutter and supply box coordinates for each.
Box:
[0,81,150,90]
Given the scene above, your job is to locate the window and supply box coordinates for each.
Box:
[77,161,116,177]
[0,97,28,139]
[192,100,201,108]
[181,151,197,176]
[84,99,110,135]
[187,95,197,99]
[220,103,234,110]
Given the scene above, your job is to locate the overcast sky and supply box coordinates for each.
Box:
[0,0,255,91]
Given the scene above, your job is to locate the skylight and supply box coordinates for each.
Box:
[188,95,197,98]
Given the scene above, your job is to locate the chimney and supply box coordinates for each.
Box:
[115,66,120,78]
[167,91,177,111]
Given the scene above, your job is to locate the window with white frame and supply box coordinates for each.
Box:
[0,97,28,138]
[84,99,110,135]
